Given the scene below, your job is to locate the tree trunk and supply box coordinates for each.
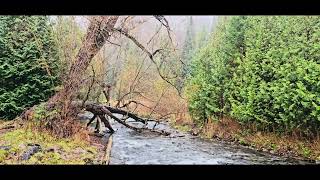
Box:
[48,16,119,108]
[43,16,119,137]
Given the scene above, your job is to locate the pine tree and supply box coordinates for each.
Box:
[0,16,60,120]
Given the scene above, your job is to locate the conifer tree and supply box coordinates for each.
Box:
[0,16,59,120]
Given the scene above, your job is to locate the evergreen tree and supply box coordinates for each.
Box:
[230,16,320,133]
[181,16,195,80]
[187,16,320,135]
[186,16,246,124]
[0,16,60,120]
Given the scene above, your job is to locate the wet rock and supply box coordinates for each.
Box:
[0,145,11,151]
[306,159,316,164]
[20,144,42,161]
[84,158,94,164]
[191,129,200,136]
[169,133,185,138]
[145,144,152,147]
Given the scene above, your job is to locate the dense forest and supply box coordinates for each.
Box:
[187,16,320,135]
[1,16,320,164]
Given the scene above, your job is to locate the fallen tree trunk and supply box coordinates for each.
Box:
[79,102,171,136]
[103,106,146,124]
[85,103,143,132]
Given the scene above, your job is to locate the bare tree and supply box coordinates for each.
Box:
[22,15,181,138]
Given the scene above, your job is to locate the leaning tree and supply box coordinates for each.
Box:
[22,16,181,138]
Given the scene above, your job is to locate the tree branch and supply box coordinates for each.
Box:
[112,27,182,95]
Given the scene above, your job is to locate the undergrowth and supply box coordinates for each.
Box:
[0,126,98,164]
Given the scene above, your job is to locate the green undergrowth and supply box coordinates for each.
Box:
[0,128,98,164]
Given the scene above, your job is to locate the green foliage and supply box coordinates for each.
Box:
[0,128,98,164]
[0,16,60,120]
[186,16,246,124]
[187,16,320,135]
[230,16,320,133]
[0,149,8,163]
[52,16,84,78]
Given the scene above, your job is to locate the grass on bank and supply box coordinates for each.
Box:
[174,118,320,161]
[0,121,99,164]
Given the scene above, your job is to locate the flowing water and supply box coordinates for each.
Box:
[82,113,313,165]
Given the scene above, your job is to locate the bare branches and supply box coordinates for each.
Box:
[113,28,160,60]
[112,27,181,95]
[146,85,169,120]
[48,16,119,107]
[147,25,162,45]
[153,15,173,45]
[106,39,121,47]
[119,100,153,111]
[154,16,170,30]
[152,48,164,57]
[115,91,144,108]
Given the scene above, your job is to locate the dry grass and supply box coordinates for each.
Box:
[177,117,320,161]
[245,131,320,160]
[201,118,241,140]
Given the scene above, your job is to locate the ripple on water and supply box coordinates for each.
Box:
[99,119,309,165]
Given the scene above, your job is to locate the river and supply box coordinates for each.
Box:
[83,113,312,165]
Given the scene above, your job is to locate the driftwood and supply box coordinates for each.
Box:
[102,134,113,165]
